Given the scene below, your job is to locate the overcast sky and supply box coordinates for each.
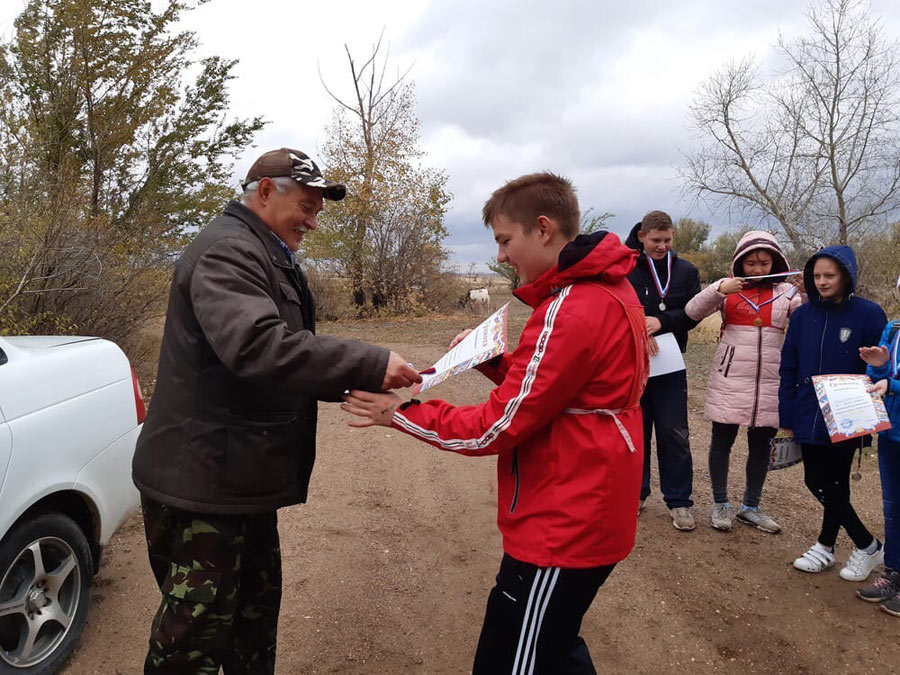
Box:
[2,0,900,269]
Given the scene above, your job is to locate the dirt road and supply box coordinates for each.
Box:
[64,309,900,674]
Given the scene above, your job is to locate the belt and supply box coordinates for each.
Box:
[562,407,638,453]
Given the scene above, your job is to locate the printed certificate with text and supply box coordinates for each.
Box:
[811,374,892,442]
[414,303,509,394]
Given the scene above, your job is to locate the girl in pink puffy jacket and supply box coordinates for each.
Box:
[686,231,802,534]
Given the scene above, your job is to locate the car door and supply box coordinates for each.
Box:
[0,343,12,505]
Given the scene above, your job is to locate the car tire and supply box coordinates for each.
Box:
[0,513,93,674]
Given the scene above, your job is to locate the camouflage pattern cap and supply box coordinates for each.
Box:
[242,148,346,201]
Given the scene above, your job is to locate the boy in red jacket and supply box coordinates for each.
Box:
[342,172,649,673]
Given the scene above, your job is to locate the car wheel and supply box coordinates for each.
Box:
[0,513,92,673]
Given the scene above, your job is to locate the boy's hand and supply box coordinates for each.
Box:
[868,379,889,397]
[341,390,403,428]
[648,335,660,356]
[780,429,793,437]
[718,278,745,295]
[449,329,473,349]
[859,345,889,368]
[645,316,662,335]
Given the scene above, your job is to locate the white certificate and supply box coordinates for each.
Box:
[415,303,509,394]
[812,374,892,442]
[649,332,685,378]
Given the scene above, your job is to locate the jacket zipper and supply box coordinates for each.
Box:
[811,310,829,439]
[723,346,736,377]
[750,326,763,427]
[509,448,520,514]
[719,346,729,367]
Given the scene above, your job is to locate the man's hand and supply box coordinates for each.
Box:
[382,351,422,390]
[859,345,890,368]
[648,335,659,357]
[645,316,662,336]
[341,390,403,427]
[718,277,745,295]
[449,329,473,349]
[868,379,889,397]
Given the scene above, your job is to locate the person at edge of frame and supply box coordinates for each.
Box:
[857,272,900,617]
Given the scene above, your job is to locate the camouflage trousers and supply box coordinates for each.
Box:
[141,496,282,674]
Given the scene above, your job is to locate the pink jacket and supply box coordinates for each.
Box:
[686,280,802,428]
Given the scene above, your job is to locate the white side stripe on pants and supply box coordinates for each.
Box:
[511,566,560,675]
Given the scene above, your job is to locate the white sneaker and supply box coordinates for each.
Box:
[793,542,835,573]
[840,542,884,582]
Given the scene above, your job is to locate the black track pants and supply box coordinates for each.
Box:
[473,554,616,675]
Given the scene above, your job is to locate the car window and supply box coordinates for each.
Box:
[0,348,6,366]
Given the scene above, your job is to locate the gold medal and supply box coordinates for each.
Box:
[753,317,763,327]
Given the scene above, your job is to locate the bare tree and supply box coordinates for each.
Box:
[682,0,900,247]
[312,33,451,312]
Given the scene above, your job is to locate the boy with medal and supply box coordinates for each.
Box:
[625,211,702,530]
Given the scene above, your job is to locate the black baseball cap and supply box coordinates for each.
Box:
[242,148,346,201]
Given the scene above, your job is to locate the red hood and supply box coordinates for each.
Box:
[515,231,638,307]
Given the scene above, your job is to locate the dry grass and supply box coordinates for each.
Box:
[692,313,723,345]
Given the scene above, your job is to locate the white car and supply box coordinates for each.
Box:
[0,336,144,673]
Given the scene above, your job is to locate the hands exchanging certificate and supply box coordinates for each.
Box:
[812,374,893,442]
[415,303,509,394]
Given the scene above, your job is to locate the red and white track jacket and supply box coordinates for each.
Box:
[393,232,649,568]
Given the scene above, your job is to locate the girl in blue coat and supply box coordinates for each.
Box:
[779,246,887,581]
[856,277,900,617]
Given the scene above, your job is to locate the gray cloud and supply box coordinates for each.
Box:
[3,0,897,271]
[392,0,898,267]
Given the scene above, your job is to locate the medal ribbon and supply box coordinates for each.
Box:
[647,251,672,303]
[738,290,783,316]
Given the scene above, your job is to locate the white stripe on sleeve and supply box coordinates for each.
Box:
[392,285,573,450]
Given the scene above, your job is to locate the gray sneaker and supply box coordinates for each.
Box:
[670,507,695,531]
[711,503,734,531]
[857,568,900,603]
[736,507,781,534]
[882,592,900,617]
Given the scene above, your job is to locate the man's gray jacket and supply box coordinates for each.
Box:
[133,201,389,514]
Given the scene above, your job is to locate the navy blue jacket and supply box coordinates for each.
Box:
[778,246,887,444]
[625,223,701,352]
[867,320,900,443]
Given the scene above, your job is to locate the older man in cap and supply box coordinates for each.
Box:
[133,148,421,673]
